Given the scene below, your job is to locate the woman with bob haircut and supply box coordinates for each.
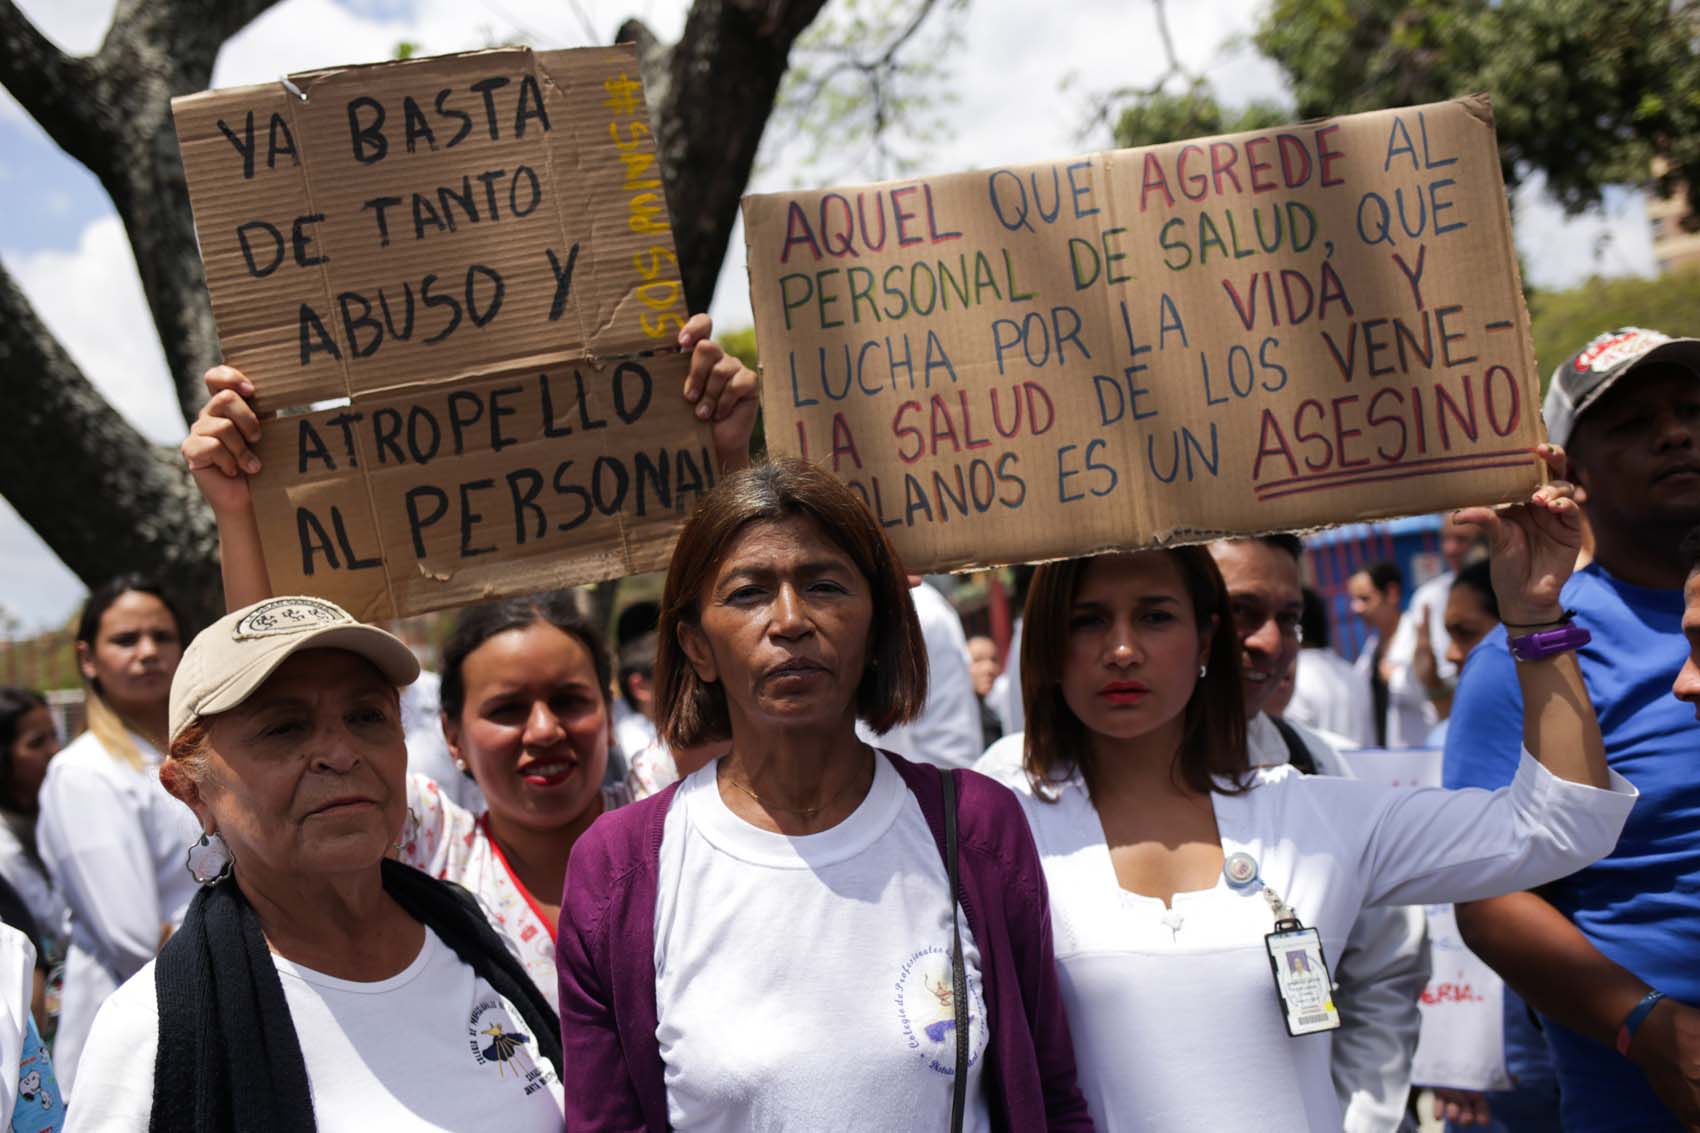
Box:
[65,596,566,1132]
[557,458,1091,1132]
[987,450,1637,1133]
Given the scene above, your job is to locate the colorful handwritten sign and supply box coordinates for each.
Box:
[743,97,1543,572]
[173,46,700,618]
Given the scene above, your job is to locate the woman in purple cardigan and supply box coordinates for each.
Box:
[557,459,1091,1132]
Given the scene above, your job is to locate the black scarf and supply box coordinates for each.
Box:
[149,858,562,1133]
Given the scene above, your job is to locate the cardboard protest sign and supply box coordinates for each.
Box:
[173,46,702,619]
[744,97,1544,573]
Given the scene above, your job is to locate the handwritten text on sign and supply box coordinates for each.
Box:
[743,97,1543,573]
[173,46,701,618]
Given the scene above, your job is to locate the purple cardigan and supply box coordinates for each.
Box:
[556,752,1094,1131]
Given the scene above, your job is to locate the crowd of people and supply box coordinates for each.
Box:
[0,321,1692,1133]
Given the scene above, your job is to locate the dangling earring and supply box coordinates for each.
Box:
[1198,664,1208,679]
[185,831,233,885]
[393,807,420,852]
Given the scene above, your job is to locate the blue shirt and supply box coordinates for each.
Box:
[1444,563,1700,1133]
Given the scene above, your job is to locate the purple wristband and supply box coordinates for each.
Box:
[1508,622,1591,662]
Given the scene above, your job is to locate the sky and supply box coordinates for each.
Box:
[0,0,1659,632]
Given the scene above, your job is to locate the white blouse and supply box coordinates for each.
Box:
[35,731,200,1095]
[401,774,628,1010]
[997,752,1636,1133]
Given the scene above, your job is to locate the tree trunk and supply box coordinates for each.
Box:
[622,0,831,313]
[0,264,223,628]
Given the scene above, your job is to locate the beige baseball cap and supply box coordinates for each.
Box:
[168,596,420,744]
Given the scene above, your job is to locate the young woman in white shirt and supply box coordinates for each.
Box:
[993,450,1637,1133]
[35,576,200,1095]
[396,593,634,1007]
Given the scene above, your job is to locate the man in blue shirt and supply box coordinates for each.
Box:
[1445,328,1700,1132]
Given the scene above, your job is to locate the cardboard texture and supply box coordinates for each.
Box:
[743,97,1544,573]
[173,46,699,618]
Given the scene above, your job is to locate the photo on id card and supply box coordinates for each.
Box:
[1265,926,1340,1037]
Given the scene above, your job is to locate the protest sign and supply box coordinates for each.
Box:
[744,97,1544,573]
[172,46,702,618]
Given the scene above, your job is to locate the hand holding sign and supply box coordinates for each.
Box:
[1450,445,1583,628]
[677,314,760,473]
[183,367,263,515]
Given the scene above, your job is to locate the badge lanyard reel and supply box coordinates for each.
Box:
[1223,852,1340,1037]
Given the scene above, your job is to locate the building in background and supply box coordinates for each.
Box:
[1648,160,1700,275]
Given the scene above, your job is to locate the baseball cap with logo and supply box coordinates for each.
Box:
[168,596,420,744]
[1543,327,1700,447]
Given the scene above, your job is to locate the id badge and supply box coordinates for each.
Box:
[1265,925,1340,1036]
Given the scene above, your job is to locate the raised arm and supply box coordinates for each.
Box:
[1451,444,1608,788]
[678,314,759,474]
[179,366,273,611]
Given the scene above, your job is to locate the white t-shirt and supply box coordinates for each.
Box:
[1286,648,1364,744]
[993,753,1635,1133]
[35,731,199,1094]
[64,926,564,1132]
[402,775,629,1011]
[859,583,982,769]
[653,755,990,1132]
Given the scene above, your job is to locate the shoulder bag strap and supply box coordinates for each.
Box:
[940,766,967,1133]
[1269,715,1318,775]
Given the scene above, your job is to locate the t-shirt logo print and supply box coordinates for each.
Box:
[894,946,989,1077]
[468,997,556,1097]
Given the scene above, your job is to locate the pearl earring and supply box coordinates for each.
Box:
[1199,664,1208,679]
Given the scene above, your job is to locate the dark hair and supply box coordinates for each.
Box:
[656,459,927,748]
[1298,586,1330,649]
[1021,548,1248,799]
[615,601,660,648]
[0,688,47,811]
[76,574,190,670]
[439,592,613,721]
[617,631,658,711]
[1355,560,1403,595]
[1450,560,1500,622]
[1255,533,1304,562]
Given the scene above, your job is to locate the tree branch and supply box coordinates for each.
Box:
[641,0,831,312]
[0,2,100,164]
[1077,0,1193,141]
[0,259,221,626]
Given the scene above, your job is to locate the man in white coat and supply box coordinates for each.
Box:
[1212,536,1430,1133]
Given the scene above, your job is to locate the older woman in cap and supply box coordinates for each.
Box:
[558,459,1091,1132]
[65,597,563,1133]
